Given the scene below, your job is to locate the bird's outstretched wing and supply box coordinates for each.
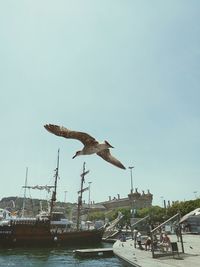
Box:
[44,124,98,145]
[97,149,126,169]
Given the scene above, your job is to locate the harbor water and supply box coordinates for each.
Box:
[0,243,123,267]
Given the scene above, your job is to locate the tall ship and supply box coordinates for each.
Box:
[0,150,104,247]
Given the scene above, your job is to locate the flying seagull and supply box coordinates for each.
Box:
[44,124,126,170]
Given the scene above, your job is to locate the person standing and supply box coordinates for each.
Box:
[145,236,152,251]
[175,225,181,242]
[133,228,138,248]
[137,231,143,250]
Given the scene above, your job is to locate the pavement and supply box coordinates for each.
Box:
[113,234,200,267]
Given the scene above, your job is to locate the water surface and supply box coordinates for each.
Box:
[0,244,122,267]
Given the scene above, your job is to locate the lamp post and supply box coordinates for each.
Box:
[128,166,135,216]
[64,190,67,203]
[128,166,135,239]
[128,166,134,193]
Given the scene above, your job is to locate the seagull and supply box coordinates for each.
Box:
[44,124,126,170]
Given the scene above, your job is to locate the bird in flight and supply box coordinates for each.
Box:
[44,124,126,170]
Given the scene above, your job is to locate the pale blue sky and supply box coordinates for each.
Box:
[0,1,200,206]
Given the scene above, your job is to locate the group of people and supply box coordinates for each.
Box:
[132,228,171,252]
[118,222,184,254]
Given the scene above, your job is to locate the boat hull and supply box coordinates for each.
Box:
[0,220,104,247]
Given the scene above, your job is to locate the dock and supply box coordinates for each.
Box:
[73,247,113,257]
[113,234,200,267]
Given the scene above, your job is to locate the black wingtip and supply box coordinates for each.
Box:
[44,124,51,132]
[116,163,126,170]
[44,123,52,128]
[44,124,56,134]
[44,124,57,130]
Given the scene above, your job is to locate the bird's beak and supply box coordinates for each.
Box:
[72,154,77,159]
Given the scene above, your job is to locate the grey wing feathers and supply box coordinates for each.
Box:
[44,124,97,145]
[97,149,126,169]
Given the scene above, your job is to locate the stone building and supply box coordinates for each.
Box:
[98,188,153,211]
[72,189,153,219]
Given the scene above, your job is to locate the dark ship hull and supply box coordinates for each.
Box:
[0,219,104,247]
[0,154,104,248]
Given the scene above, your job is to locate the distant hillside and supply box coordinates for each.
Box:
[0,196,75,217]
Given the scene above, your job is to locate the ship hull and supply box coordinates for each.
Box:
[0,220,104,247]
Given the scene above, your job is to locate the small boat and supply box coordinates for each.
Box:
[0,150,104,247]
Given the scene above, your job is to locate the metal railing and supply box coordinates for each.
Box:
[150,213,184,258]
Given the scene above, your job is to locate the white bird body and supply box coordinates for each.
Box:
[44,124,126,170]
[80,143,110,155]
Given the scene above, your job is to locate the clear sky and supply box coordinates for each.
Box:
[0,1,200,207]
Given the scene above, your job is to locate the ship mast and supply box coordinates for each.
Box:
[77,162,89,230]
[22,167,28,218]
[49,149,60,219]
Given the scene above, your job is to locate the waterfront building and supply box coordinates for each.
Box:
[98,189,153,211]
